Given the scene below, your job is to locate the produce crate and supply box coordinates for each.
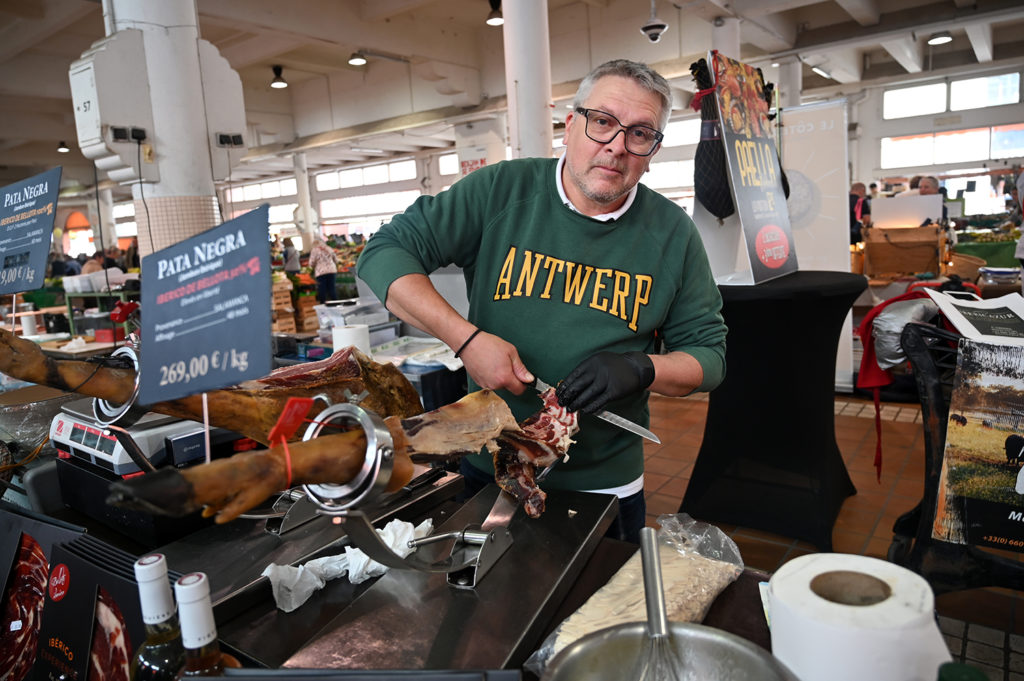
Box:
[862,226,943,277]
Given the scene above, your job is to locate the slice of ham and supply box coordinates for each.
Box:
[493,388,578,518]
[0,533,48,681]
[87,586,132,681]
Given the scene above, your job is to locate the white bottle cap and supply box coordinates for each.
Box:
[174,572,217,649]
[134,553,175,625]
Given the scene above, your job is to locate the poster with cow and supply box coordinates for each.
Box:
[933,338,1024,551]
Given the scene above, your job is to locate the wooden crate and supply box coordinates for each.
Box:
[862,226,943,277]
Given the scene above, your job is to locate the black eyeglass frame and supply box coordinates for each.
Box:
[574,107,665,157]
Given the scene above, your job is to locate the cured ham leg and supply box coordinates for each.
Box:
[493,388,578,518]
[0,328,421,444]
[108,390,521,523]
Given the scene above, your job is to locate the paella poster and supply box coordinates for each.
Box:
[934,338,1024,551]
[712,51,798,283]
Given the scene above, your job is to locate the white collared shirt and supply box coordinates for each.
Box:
[555,153,638,222]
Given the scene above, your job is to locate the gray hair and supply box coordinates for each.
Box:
[572,59,672,130]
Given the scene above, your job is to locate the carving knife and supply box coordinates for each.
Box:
[532,377,661,444]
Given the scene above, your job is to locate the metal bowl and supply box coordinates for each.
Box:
[543,622,799,681]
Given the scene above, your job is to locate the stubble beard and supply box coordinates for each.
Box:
[567,160,628,206]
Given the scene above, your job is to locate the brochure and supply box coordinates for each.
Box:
[924,289,1024,345]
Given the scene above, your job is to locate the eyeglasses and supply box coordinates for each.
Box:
[574,107,664,156]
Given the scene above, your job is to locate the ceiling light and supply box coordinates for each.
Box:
[57,141,70,153]
[486,0,503,26]
[927,31,952,46]
[811,66,832,79]
[270,64,288,89]
[348,51,367,66]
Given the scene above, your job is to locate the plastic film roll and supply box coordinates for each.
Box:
[333,324,371,355]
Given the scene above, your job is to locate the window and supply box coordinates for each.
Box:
[950,73,1019,111]
[933,127,990,164]
[112,202,135,218]
[279,178,297,196]
[661,119,701,147]
[339,168,363,188]
[363,165,389,186]
[991,123,1024,160]
[438,153,459,175]
[268,204,297,224]
[243,184,262,201]
[320,189,420,221]
[389,159,417,182]
[315,172,339,191]
[882,83,946,119]
[644,160,695,189]
[260,181,280,199]
[880,133,934,169]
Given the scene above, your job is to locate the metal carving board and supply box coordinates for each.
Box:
[155,471,462,623]
[283,486,616,671]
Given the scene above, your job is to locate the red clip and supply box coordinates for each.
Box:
[110,300,140,324]
[268,397,315,444]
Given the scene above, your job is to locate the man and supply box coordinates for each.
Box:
[849,182,871,244]
[868,182,879,199]
[918,175,948,222]
[356,60,727,543]
[81,251,105,274]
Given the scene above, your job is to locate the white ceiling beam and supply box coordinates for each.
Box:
[730,0,820,16]
[0,0,95,63]
[217,33,306,69]
[965,23,994,63]
[879,35,923,73]
[358,0,436,23]
[834,0,880,26]
[741,12,798,53]
[823,47,863,83]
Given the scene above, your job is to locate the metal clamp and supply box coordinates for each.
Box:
[92,346,148,427]
[301,402,394,512]
[298,402,514,588]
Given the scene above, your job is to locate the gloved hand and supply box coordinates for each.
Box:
[556,351,655,414]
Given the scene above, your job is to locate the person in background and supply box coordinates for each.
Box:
[1013,175,1024,283]
[901,175,923,195]
[918,176,940,196]
[124,237,140,269]
[308,237,339,303]
[282,237,300,275]
[81,251,105,275]
[357,59,727,544]
[63,254,82,275]
[48,251,66,278]
[869,182,880,199]
[104,246,121,269]
[849,182,871,244]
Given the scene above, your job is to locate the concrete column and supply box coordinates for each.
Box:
[711,16,740,60]
[96,188,118,252]
[103,0,220,258]
[777,57,803,109]
[502,1,553,159]
[293,152,317,243]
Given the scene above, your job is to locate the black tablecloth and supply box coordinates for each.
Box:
[681,270,867,550]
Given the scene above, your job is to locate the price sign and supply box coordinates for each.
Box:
[0,167,62,295]
[139,205,272,404]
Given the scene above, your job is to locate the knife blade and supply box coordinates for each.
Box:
[531,377,661,444]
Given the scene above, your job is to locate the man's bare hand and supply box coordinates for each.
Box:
[458,331,533,394]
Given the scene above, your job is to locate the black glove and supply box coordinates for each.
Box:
[556,351,655,414]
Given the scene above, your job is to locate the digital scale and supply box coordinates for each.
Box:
[49,397,220,475]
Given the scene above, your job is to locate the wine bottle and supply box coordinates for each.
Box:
[130,554,185,681]
[173,572,241,678]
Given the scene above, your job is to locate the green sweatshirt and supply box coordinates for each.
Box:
[357,157,726,490]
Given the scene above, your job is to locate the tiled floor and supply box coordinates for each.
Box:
[642,391,1024,679]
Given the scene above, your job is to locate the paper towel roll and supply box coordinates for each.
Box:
[333,324,371,355]
[21,313,38,336]
[768,554,950,681]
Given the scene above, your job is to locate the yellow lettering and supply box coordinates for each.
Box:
[589,268,613,312]
[539,256,565,299]
[494,247,516,300]
[629,274,652,332]
[563,263,594,305]
[513,250,544,297]
[609,270,631,319]
[734,140,760,187]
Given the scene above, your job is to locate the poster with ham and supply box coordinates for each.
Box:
[0,503,84,681]
[34,535,146,681]
[712,51,798,283]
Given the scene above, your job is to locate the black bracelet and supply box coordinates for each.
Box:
[454,328,483,358]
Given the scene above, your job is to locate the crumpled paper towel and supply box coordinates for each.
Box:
[61,337,88,351]
[261,518,433,612]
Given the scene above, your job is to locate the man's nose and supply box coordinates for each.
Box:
[602,128,628,154]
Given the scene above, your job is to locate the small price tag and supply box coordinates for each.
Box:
[268,397,315,444]
[0,167,62,295]
[139,205,272,404]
